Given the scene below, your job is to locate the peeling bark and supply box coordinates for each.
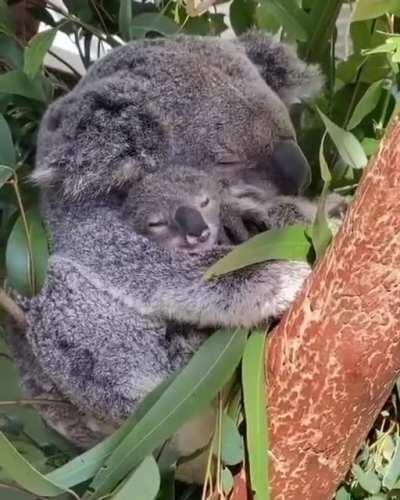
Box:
[267,116,400,499]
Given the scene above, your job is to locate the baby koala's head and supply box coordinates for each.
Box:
[122,167,221,251]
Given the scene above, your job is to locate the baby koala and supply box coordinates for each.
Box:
[121,167,222,252]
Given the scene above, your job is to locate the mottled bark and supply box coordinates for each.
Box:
[231,117,400,500]
[267,116,400,499]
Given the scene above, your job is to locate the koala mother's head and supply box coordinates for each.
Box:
[33,30,322,202]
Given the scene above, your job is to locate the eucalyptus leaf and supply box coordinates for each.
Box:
[352,464,381,495]
[0,0,15,36]
[0,70,46,101]
[335,486,352,500]
[317,107,368,169]
[213,413,244,466]
[47,375,176,488]
[311,132,332,260]
[24,29,57,79]
[86,329,247,499]
[0,113,15,166]
[230,0,256,35]
[221,467,234,495]
[242,331,269,500]
[112,455,160,500]
[130,13,179,38]
[266,0,310,42]
[0,165,14,189]
[0,431,74,498]
[6,210,49,297]
[352,0,400,22]
[347,80,384,130]
[204,224,311,280]
[0,33,23,68]
[119,0,133,41]
[383,435,400,490]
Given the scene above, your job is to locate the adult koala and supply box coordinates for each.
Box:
[9,31,322,459]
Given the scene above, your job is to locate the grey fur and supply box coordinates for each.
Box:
[9,32,325,458]
[122,167,222,251]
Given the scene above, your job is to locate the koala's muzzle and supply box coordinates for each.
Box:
[270,140,311,195]
[175,206,210,244]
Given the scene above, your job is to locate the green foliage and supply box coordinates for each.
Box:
[242,331,269,500]
[0,1,399,499]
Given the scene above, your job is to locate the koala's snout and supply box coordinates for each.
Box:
[174,206,211,245]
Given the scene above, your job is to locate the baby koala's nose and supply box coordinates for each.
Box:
[186,228,211,246]
[175,206,211,246]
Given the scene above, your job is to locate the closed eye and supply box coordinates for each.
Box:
[148,220,167,228]
[200,197,210,208]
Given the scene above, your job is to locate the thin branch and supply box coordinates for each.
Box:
[48,49,82,78]
[0,289,26,330]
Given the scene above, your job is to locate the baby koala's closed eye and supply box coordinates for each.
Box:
[122,167,222,252]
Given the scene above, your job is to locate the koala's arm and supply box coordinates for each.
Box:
[54,204,311,329]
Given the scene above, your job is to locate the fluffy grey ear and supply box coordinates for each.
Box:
[238,29,324,105]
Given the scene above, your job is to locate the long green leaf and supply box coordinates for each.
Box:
[112,456,160,500]
[383,434,400,490]
[0,0,15,36]
[242,332,269,500]
[0,431,76,498]
[24,29,57,79]
[6,210,49,297]
[86,328,248,499]
[0,70,46,101]
[311,132,332,260]
[317,107,368,169]
[267,0,310,42]
[347,80,384,130]
[130,13,179,38]
[0,165,14,188]
[352,464,381,495]
[119,0,133,41]
[213,413,244,466]
[302,0,343,63]
[204,225,311,280]
[352,0,400,22]
[47,375,176,488]
[0,113,15,166]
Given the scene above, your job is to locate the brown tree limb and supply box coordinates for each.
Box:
[0,289,27,330]
[266,116,400,498]
[231,116,400,500]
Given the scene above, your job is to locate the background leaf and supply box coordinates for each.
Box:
[0,431,74,498]
[317,108,368,169]
[0,113,15,166]
[6,210,49,296]
[347,80,384,130]
[24,29,57,79]
[242,332,269,500]
[112,455,160,500]
[119,0,133,41]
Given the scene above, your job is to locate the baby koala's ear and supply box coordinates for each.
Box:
[238,29,324,106]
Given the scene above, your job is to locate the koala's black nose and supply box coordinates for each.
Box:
[175,206,209,238]
[270,140,311,195]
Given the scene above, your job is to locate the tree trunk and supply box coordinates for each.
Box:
[267,115,400,499]
[232,116,400,499]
